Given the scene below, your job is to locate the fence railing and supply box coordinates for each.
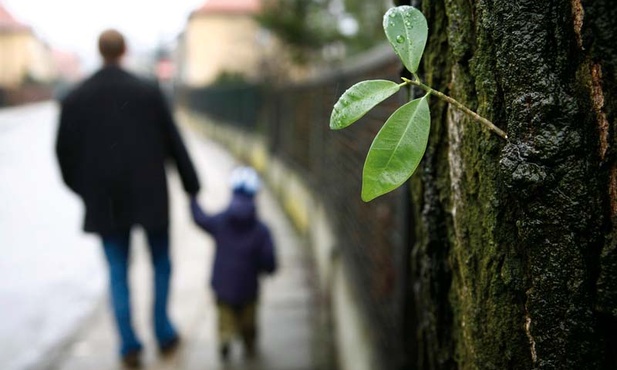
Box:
[181,82,262,130]
[179,44,414,369]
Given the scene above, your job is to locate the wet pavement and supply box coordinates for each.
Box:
[0,102,319,370]
[0,102,103,370]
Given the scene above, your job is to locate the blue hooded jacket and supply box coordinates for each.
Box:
[191,193,276,305]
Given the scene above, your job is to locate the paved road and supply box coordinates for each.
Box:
[0,102,103,370]
[0,102,319,369]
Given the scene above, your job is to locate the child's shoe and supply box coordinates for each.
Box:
[243,335,256,358]
[220,342,230,361]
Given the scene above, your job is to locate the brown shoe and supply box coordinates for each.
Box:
[122,349,142,368]
[159,336,181,357]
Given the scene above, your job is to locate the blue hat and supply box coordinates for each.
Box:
[230,166,261,196]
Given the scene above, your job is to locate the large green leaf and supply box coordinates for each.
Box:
[362,95,430,202]
[330,80,400,130]
[383,6,428,73]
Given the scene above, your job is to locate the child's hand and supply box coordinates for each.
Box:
[189,195,198,205]
[189,196,215,232]
[189,197,201,215]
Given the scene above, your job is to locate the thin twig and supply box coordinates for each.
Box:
[401,77,508,140]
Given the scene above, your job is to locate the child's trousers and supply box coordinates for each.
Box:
[217,300,257,353]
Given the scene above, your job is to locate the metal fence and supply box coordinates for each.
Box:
[180,83,262,130]
[181,45,414,369]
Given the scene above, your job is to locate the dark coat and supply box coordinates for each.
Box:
[190,193,277,305]
[56,65,200,234]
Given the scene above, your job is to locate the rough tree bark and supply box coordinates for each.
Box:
[405,0,617,369]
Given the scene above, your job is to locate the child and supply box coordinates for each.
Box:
[190,166,277,360]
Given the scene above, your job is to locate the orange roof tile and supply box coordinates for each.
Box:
[192,0,261,16]
[0,3,30,33]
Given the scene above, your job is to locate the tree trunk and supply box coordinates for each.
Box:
[407,0,617,368]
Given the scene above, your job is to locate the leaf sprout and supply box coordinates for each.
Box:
[330,5,507,202]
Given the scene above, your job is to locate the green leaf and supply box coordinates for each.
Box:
[361,95,430,202]
[383,6,428,73]
[330,80,400,130]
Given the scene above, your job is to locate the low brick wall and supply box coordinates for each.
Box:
[0,85,53,107]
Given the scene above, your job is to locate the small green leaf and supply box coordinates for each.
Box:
[383,6,428,73]
[330,80,400,130]
[361,95,430,202]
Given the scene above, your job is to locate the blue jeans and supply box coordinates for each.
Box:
[101,229,178,356]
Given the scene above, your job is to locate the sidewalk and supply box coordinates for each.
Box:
[48,124,319,370]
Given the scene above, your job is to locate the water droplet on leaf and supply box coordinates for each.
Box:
[396,35,405,43]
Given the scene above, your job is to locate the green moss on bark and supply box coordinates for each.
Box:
[444,0,531,368]
[409,0,616,368]
[409,1,456,368]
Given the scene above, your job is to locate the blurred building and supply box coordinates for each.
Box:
[180,0,273,87]
[51,50,82,83]
[0,3,55,89]
[50,49,83,101]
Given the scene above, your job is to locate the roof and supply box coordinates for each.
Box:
[0,3,30,33]
[192,0,261,16]
[52,50,83,81]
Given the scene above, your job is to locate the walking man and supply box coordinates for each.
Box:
[55,29,200,367]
